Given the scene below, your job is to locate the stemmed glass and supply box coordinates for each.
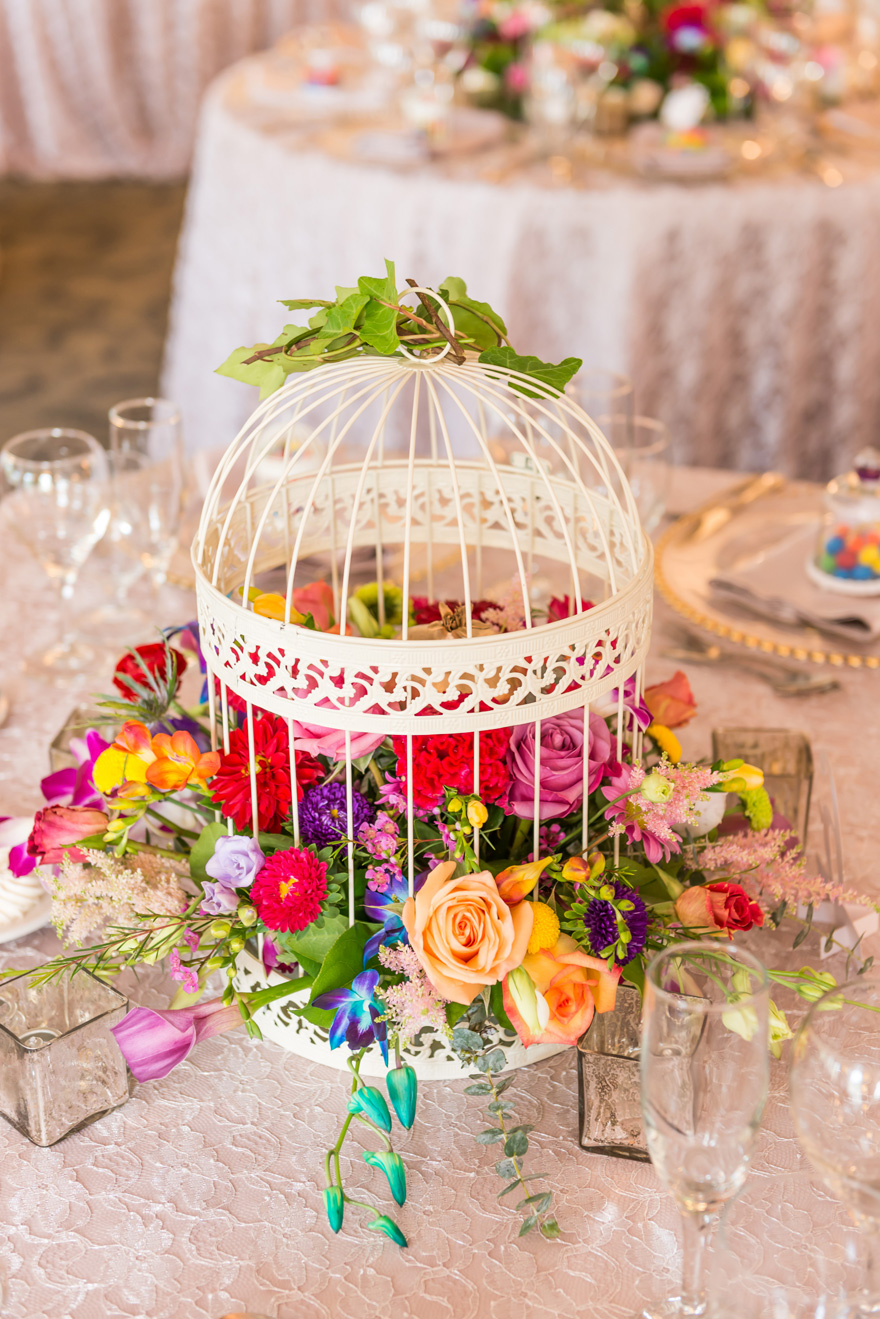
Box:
[568,368,635,428]
[638,941,770,1318]
[790,977,880,1317]
[598,413,671,535]
[0,428,111,681]
[95,397,184,634]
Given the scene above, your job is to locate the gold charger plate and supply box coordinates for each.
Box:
[655,477,880,670]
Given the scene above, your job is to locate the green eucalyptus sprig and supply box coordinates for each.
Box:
[216,261,582,399]
[451,1019,559,1240]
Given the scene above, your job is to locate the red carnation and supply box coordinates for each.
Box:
[210,713,323,834]
[250,846,328,933]
[113,643,187,701]
[392,727,511,812]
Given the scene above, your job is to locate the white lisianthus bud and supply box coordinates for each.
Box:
[641,771,674,804]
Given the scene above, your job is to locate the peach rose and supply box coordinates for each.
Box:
[401,861,533,1005]
[503,933,621,1047]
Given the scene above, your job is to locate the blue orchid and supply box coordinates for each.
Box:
[363,869,426,964]
[313,969,388,1064]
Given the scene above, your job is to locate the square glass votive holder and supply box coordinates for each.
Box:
[577,981,649,1161]
[711,728,813,843]
[0,968,130,1146]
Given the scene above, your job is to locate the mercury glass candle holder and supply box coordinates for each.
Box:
[577,982,649,1160]
[0,968,130,1146]
[711,728,813,843]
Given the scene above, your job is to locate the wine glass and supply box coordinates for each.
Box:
[790,977,880,1316]
[598,413,671,535]
[94,397,184,635]
[567,368,635,429]
[0,429,110,681]
[638,941,771,1319]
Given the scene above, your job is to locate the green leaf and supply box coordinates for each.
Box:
[504,1131,529,1158]
[475,1128,504,1144]
[478,346,582,397]
[517,1192,552,1213]
[279,298,334,310]
[484,1047,506,1074]
[487,1100,515,1115]
[215,345,286,397]
[357,258,397,304]
[540,1219,561,1240]
[323,292,368,337]
[492,1076,513,1095]
[445,1002,467,1028]
[507,1124,535,1137]
[498,1180,522,1199]
[495,1158,518,1179]
[281,911,350,968]
[439,276,507,349]
[489,981,514,1032]
[519,1214,538,1236]
[360,300,399,355]
[464,1083,493,1096]
[308,921,373,1004]
[451,1027,484,1053]
[189,822,227,883]
[621,961,645,995]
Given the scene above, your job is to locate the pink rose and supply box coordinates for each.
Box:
[675,881,765,936]
[27,805,109,865]
[507,710,613,819]
[287,717,385,763]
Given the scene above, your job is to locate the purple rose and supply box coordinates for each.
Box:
[200,881,241,916]
[507,710,613,820]
[205,834,265,890]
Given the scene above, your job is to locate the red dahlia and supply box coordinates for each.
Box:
[392,727,511,812]
[210,713,323,833]
[250,846,328,933]
[113,643,187,701]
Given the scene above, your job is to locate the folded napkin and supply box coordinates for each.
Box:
[709,523,880,644]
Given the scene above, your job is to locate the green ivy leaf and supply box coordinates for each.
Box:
[323,293,369,337]
[279,298,334,310]
[357,257,397,304]
[478,346,582,397]
[360,300,399,355]
[215,345,286,398]
[439,276,507,350]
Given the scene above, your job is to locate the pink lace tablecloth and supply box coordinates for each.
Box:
[0,467,876,1319]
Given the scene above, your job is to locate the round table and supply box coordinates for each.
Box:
[0,0,343,178]
[0,465,877,1318]
[161,45,880,480]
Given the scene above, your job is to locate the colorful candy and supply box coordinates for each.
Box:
[818,524,880,580]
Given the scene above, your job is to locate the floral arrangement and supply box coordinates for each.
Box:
[457,0,751,122]
[8,594,867,1247]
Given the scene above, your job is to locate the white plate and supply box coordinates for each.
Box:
[629,122,734,181]
[0,892,53,945]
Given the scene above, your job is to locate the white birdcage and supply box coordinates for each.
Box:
[193,293,653,1078]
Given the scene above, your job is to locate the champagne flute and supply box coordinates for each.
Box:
[638,941,770,1318]
[0,429,110,680]
[790,977,880,1316]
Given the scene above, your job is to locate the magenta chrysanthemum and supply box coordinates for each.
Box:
[250,846,328,933]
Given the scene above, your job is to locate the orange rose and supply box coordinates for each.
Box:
[401,861,533,1005]
[644,670,697,728]
[503,933,621,1047]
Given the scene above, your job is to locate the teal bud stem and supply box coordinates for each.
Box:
[386,1064,418,1129]
[363,1149,407,1206]
[323,1185,344,1233]
[367,1213,408,1248]
[348,1085,392,1133]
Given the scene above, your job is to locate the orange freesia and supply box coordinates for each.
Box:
[93,721,156,794]
[644,670,697,729]
[146,731,220,792]
[502,933,620,1047]
[495,856,553,905]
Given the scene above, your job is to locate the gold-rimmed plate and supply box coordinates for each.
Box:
[655,478,880,670]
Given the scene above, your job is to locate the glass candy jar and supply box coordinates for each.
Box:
[811,446,880,594]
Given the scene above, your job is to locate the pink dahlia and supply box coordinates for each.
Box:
[250,846,328,933]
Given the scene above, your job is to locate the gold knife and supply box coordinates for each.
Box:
[679,471,785,544]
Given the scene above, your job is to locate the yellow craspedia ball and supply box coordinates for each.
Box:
[527,902,560,954]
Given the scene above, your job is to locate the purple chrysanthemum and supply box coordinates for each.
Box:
[299,782,375,848]
[583,880,649,965]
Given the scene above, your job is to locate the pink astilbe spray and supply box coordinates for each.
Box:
[378,943,448,1044]
[480,577,527,633]
[603,760,722,864]
[697,830,865,908]
[52,848,188,945]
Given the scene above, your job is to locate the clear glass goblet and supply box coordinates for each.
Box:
[790,977,880,1317]
[0,428,110,681]
[598,413,671,535]
[638,940,771,1319]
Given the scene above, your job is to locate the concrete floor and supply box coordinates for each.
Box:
[0,180,186,447]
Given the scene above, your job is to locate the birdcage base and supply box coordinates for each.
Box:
[233,948,567,1080]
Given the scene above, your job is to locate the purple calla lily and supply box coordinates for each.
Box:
[314,968,388,1063]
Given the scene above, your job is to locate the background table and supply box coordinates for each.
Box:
[0,0,343,178]
[161,48,880,480]
[0,466,877,1318]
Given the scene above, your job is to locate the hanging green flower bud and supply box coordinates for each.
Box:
[386,1064,418,1129]
[363,1149,407,1206]
[348,1085,392,1133]
[367,1214,408,1248]
[323,1185,344,1233]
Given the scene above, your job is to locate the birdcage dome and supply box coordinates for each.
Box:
[193,328,653,1077]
